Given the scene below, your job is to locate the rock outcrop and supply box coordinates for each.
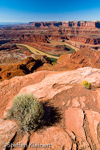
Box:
[0,43,18,51]
[55,48,100,70]
[0,119,17,149]
[0,56,52,81]
[1,67,100,149]
[1,21,100,50]
[33,21,100,28]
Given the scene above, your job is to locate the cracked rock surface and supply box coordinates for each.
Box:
[1,67,100,149]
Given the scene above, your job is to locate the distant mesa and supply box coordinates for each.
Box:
[32,21,100,28]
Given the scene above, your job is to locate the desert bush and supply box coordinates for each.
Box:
[82,80,91,89]
[7,93,44,131]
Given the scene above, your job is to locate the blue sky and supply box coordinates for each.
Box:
[0,0,100,22]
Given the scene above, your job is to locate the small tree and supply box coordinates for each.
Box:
[7,93,44,131]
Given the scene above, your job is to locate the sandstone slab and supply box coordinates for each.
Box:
[0,119,17,149]
[65,107,90,149]
[28,127,72,150]
[85,110,100,149]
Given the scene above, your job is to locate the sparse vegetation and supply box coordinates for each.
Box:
[7,93,44,131]
[65,45,75,54]
[50,57,58,65]
[82,80,91,89]
[67,48,75,54]
[36,51,40,54]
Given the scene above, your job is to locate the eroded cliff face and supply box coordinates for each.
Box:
[1,46,100,81]
[0,43,18,51]
[0,56,52,81]
[55,48,100,71]
[1,67,100,149]
[33,21,100,28]
[1,21,100,48]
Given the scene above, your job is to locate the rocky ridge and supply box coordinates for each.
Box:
[33,21,100,28]
[55,48,100,71]
[0,56,52,81]
[0,67,100,149]
[37,48,100,72]
[1,20,100,51]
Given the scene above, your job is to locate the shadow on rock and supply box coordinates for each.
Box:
[35,102,62,131]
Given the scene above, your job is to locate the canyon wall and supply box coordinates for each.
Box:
[1,20,100,50]
[33,21,100,28]
[0,31,100,45]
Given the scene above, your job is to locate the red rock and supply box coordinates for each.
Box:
[0,119,17,149]
[28,127,72,150]
[62,101,65,105]
[96,89,100,109]
[0,70,50,118]
[0,56,51,81]
[1,67,100,117]
[18,72,73,100]
[65,107,85,138]
[72,97,80,107]
[85,110,100,149]
[1,21,100,52]
[55,48,100,71]
[32,21,100,28]
[1,67,100,149]
[65,107,90,149]
[0,43,18,51]
[79,96,86,108]
[66,100,70,107]
[13,134,30,150]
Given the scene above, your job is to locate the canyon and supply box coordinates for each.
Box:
[1,21,100,150]
[1,21,100,53]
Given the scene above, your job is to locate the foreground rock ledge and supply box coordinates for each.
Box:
[0,67,100,149]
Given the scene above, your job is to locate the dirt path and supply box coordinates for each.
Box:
[16,44,59,59]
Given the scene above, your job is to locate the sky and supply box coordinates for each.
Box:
[0,0,100,23]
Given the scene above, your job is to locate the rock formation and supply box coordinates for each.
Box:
[0,43,18,51]
[0,56,52,81]
[1,20,100,50]
[33,21,100,28]
[1,45,100,81]
[1,21,100,149]
[55,48,100,70]
[0,67,100,149]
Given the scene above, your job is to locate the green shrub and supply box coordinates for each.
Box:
[7,93,44,131]
[82,80,91,89]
